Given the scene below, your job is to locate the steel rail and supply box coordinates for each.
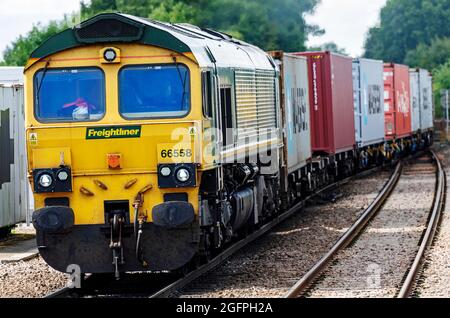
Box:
[397,149,446,298]
[285,160,402,298]
[149,169,372,298]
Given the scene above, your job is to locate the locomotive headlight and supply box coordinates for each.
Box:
[160,166,172,177]
[57,170,69,181]
[103,48,117,62]
[39,174,53,188]
[176,168,190,182]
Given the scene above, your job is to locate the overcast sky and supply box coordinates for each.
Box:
[0,0,81,60]
[306,0,387,57]
[0,0,386,61]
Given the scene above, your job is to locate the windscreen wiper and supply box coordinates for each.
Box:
[36,60,50,104]
[172,56,188,109]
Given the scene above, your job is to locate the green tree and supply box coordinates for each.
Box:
[433,60,450,118]
[2,0,322,66]
[82,0,322,51]
[2,19,73,66]
[308,42,348,55]
[404,37,450,70]
[364,0,450,63]
[196,0,322,52]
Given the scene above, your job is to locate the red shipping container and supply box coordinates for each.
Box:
[295,51,355,155]
[383,63,412,139]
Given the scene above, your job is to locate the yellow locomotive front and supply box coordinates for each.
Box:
[25,14,211,276]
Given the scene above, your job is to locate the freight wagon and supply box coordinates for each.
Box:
[0,67,28,236]
[270,51,314,201]
[352,58,385,167]
[410,68,434,147]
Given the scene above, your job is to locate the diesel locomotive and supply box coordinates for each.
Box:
[25,13,433,277]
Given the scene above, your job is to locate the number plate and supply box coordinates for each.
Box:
[157,143,194,163]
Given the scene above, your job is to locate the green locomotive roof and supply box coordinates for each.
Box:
[29,13,192,60]
[28,13,275,71]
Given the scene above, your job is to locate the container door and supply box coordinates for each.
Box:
[307,53,330,153]
[409,71,420,133]
[394,65,412,137]
[419,70,433,130]
[352,61,362,145]
[384,67,395,139]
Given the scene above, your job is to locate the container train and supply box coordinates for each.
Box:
[23,13,434,277]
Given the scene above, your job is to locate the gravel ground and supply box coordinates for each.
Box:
[417,145,450,297]
[307,155,436,298]
[178,170,392,298]
[0,256,68,298]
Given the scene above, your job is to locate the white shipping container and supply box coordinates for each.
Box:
[0,84,28,229]
[419,69,433,130]
[276,53,312,173]
[409,70,421,133]
[0,67,24,85]
[353,58,385,147]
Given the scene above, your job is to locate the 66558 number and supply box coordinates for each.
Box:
[160,148,192,158]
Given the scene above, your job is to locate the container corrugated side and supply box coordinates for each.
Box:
[277,53,312,173]
[295,51,355,155]
[384,63,412,139]
[353,58,385,147]
[0,85,28,228]
[330,53,356,153]
[419,69,433,130]
[409,70,421,133]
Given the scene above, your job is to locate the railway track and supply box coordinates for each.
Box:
[397,150,446,298]
[45,164,385,298]
[285,150,445,298]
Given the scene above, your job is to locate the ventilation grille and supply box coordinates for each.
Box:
[235,69,277,140]
[75,19,143,43]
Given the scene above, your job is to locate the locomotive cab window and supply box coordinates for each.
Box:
[119,64,190,119]
[202,70,213,118]
[34,68,105,122]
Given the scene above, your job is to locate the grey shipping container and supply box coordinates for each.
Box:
[409,70,421,133]
[0,84,28,230]
[419,69,433,130]
[0,67,24,85]
[352,58,385,147]
[272,52,312,173]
